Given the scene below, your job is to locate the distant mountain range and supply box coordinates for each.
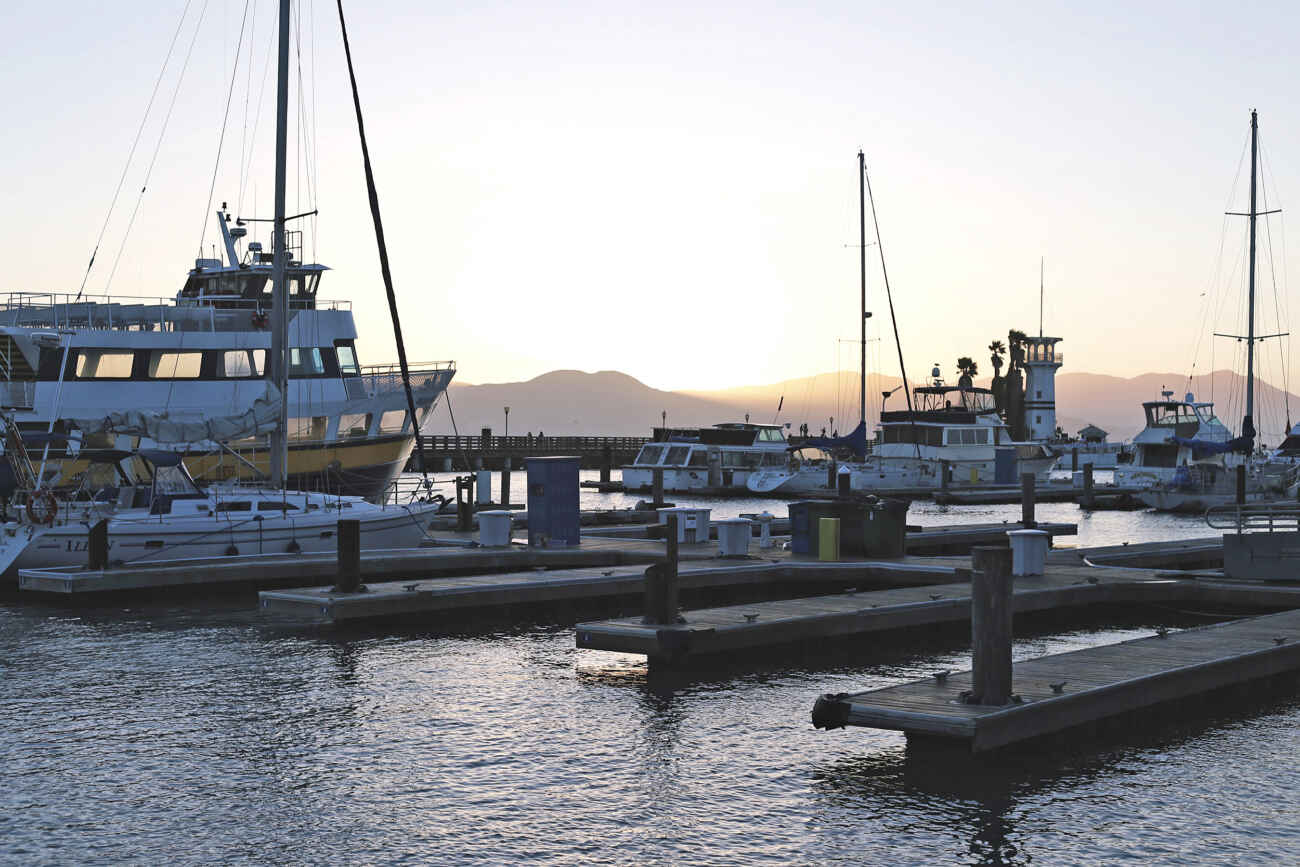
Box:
[431,368,1300,445]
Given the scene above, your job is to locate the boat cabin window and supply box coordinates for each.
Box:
[378,409,407,435]
[289,347,325,376]
[635,445,665,465]
[335,343,360,376]
[721,450,758,468]
[75,350,135,379]
[664,445,690,465]
[688,450,709,467]
[181,271,269,299]
[1141,444,1180,468]
[148,351,203,379]
[948,428,989,445]
[277,272,320,298]
[337,413,372,439]
[257,501,299,511]
[756,428,785,443]
[761,453,785,467]
[1146,403,1198,427]
[289,417,328,441]
[221,349,264,378]
[216,501,252,512]
[883,425,944,446]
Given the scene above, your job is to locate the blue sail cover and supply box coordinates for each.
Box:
[799,421,868,459]
[1170,434,1253,459]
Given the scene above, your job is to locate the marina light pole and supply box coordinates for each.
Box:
[504,406,510,438]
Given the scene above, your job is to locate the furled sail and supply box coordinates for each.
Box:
[799,421,869,459]
[70,383,282,445]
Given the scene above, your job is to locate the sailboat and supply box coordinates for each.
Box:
[0,0,446,578]
[1138,110,1297,512]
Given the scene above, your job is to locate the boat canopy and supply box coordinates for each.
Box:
[1170,434,1254,458]
[70,383,281,445]
[799,421,868,459]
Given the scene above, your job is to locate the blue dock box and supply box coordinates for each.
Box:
[526,456,581,547]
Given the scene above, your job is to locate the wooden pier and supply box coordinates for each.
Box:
[573,563,1181,662]
[810,606,1300,751]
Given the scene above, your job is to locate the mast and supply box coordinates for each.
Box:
[858,150,867,429]
[1245,108,1258,440]
[1039,256,1044,339]
[268,0,291,488]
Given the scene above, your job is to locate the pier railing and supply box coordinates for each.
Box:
[414,434,650,471]
[1206,503,1300,534]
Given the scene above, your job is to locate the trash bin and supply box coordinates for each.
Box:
[819,517,841,561]
[716,518,752,557]
[861,497,909,558]
[1007,528,1049,575]
[478,510,513,547]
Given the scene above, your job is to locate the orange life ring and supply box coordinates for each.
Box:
[26,488,58,525]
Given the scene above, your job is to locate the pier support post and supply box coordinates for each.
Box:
[827,460,837,491]
[456,475,474,532]
[600,445,612,484]
[652,467,665,507]
[334,519,362,594]
[836,465,851,497]
[970,545,1014,706]
[643,513,680,624]
[1083,463,1094,509]
[1071,448,1078,472]
[1020,473,1036,529]
[1236,465,1247,506]
[87,518,109,570]
[501,458,512,508]
[940,460,950,491]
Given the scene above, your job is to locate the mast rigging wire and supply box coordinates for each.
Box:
[76,0,196,300]
[335,0,430,482]
[197,0,253,259]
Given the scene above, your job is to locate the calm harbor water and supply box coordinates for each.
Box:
[3,472,1297,864]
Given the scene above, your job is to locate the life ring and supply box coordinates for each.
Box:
[26,488,58,525]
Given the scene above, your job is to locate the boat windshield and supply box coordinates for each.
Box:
[1145,402,1198,428]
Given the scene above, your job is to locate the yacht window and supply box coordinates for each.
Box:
[76,350,135,379]
[337,413,372,439]
[975,428,988,444]
[664,446,690,465]
[378,409,407,434]
[336,345,360,375]
[289,417,328,441]
[688,450,709,467]
[289,347,325,376]
[761,453,785,467]
[722,451,748,468]
[221,350,257,378]
[216,501,252,512]
[636,445,665,465]
[148,351,202,379]
[257,501,300,511]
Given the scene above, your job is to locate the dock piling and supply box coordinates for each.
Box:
[970,545,1014,706]
[643,513,681,624]
[836,465,851,497]
[600,445,612,484]
[334,519,362,594]
[940,460,950,491]
[1236,465,1247,505]
[87,519,109,570]
[1020,473,1036,529]
[1083,464,1095,509]
[501,458,512,507]
[1071,448,1078,472]
[652,467,665,507]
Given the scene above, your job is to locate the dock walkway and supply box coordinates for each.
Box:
[811,606,1300,751]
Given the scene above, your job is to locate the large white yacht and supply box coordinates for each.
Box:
[0,209,454,501]
[622,423,789,492]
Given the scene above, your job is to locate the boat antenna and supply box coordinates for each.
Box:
[268,0,292,489]
[336,0,430,484]
[1039,256,1044,339]
[861,153,920,458]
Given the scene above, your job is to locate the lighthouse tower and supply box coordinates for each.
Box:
[1022,336,1063,441]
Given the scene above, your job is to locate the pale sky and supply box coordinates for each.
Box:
[2,0,1297,394]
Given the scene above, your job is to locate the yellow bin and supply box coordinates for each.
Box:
[818,517,841,562]
[970,466,979,484]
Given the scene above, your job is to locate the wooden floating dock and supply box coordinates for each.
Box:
[574,564,1182,662]
[810,606,1300,751]
[1048,536,1223,570]
[256,557,961,623]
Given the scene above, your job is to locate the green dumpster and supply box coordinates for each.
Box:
[862,497,909,557]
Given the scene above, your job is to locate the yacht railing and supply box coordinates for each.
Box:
[0,291,351,331]
[1206,503,1300,534]
[359,362,456,397]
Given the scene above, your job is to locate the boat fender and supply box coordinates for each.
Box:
[25,489,58,526]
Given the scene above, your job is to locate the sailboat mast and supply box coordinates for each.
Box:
[269,0,291,488]
[858,150,867,428]
[1245,108,1258,437]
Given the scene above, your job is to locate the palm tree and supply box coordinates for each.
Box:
[956,356,979,378]
[988,340,1006,377]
